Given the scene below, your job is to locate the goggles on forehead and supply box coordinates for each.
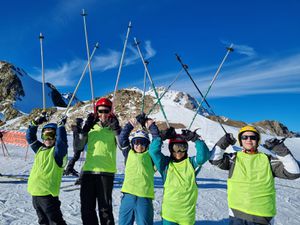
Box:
[42,131,56,140]
[132,138,149,147]
[172,143,188,153]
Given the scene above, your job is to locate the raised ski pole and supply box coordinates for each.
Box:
[39,33,46,111]
[147,69,183,116]
[186,44,234,130]
[112,21,132,112]
[176,47,232,132]
[81,9,95,112]
[134,38,170,128]
[64,43,99,115]
[141,60,149,113]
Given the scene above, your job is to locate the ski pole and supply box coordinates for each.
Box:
[147,68,183,116]
[81,9,95,112]
[141,60,149,113]
[112,21,132,112]
[39,33,46,111]
[64,43,99,115]
[185,44,234,130]
[134,38,170,128]
[176,50,230,132]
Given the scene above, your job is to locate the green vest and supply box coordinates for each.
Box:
[28,146,65,197]
[228,151,276,217]
[83,124,117,173]
[162,158,198,224]
[121,150,155,199]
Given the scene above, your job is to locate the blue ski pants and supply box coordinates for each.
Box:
[119,193,153,225]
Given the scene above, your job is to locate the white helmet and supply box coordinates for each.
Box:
[130,130,150,147]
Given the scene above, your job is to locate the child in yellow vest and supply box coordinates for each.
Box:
[148,121,210,225]
[26,114,68,225]
[210,125,300,225]
[118,114,155,225]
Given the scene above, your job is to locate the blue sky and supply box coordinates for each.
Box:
[1,0,300,132]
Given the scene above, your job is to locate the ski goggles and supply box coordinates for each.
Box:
[172,143,188,153]
[97,109,110,114]
[132,138,149,147]
[240,135,258,141]
[42,131,56,140]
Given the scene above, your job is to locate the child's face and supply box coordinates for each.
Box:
[172,151,186,160]
[42,129,56,147]
[97,106,111,122]
[171,143,188,161]
[241,131,258,151]
[134,144,147,153]
[132,138,148,153]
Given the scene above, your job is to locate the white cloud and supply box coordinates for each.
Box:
[150,53,300,98]
[30,40,156,87]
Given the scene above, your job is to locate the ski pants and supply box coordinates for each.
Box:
[229,216,274,225]
[66,148,83,171]
[80,173,115,225]
[32,195,67,225]
[119,193,153,225]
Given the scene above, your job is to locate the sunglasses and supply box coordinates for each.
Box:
[42,132,56,140]
[172,143,188,153]
[241,135,258,141]
[132,139,149,147]
[97,109,110,114]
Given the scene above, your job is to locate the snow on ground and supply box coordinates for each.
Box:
[1,93,300,224]
[1,131,300,224]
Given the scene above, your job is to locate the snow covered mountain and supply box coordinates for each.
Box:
[0,61,78,121]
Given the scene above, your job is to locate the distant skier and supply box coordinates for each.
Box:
[148,122,210,225]
[64,118,85,176]
[26,113,68,225]
[118,113,155,225]
[78,97,121,225]
[210,125,300,225]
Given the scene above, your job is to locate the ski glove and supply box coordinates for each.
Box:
[263,138,290,157]
[58,115,67,126]
[160,127,177,141]
[103,114,121,135]
[33,112,48,126]
[181,129,200,142]
[82,113,97,133]
[136,112,148,127]
[216,133,236,150]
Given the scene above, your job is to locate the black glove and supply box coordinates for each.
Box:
[216,133,236,149]
[160,127,177,141]
[75,118,83,127]
[136,113,148,127]
[33,113,48,125]
[103,114,121,135]
[58,115,67,126]
[181,129,200,142]
[263,138,290,157]
[82,113,97,133]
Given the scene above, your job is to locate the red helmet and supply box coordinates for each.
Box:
[95,98,112,110]
[168,134,187,144]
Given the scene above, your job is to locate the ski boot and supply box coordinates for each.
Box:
[64,168,79,177]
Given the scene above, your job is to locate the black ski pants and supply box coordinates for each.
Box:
[66,148,83,171]
[80,173,115,225]
[32,195,67,225]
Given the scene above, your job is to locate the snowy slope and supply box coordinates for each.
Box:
[13,71,56,113]
[0,89,299,225]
